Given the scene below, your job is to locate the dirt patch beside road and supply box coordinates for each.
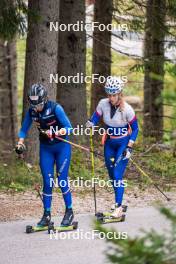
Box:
[0,187,175,222]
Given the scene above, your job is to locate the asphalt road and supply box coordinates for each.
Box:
[0,206,172,264]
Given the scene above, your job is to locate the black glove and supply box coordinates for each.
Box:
[122,146,132,160]
[15,142,26,155]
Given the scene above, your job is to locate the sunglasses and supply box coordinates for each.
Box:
[30,101,45,109]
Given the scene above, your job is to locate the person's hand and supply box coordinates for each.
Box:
[39,129,53,139]
[45,130,53,138]
[86,120,94,128]
[55,128,67,136]
[15,141,26,155]
[122,146,132,160]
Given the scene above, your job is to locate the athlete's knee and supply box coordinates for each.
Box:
[43,185,53,195]
[59,183,71,196]
[57,176,70,193]
[61,187,71,196]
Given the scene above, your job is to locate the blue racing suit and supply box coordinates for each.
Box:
[18,100,73,211]
[90,98,139,206]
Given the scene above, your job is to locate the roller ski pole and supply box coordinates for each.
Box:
[39,129,104,159]
[34,184,43,202]
[48,208,78,234]
[90,130,97,216]
[130,158,171,201]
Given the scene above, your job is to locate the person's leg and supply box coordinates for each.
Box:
[104,139,116,183]
[112,138,129,206]
[55,142,72,209]
[55,142,73,226]
[39,144,55,212]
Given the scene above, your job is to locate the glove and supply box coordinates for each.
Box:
[39,129,53,139]
[45,129,53,138]
[40,129,66,139]
[55,128,67,136]
[86,120,94,128]
[15,142,26,155]
[122,146,132,160]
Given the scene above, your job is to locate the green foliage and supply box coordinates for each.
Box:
[0,144,175,192]
[163,63,176,134]
[165,63,176,79]
[113,0,145,33]
[0,148,101,191]
[138,150,176,188]
[17,38,26,123]
[166,0,176,21]
[0,0,40,40]
[0,157,41,191]
[129,63,145,73]
[70,147,107,183]
[70,149,91,181]
[0,0,28,39]
[95,207,176,264]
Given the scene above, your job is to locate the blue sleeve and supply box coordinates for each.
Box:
[55,105,73,134]
[18,110,33,138]
[129,118,139,142]
[90,111,101,125]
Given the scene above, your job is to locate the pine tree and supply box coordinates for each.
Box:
[22,0,59,163]
[91,0,112,113]
[57,0,87,128]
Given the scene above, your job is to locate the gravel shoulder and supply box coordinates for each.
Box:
[0,187,175,222]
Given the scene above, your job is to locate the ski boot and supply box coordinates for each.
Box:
[48,208,78,234]
[96,204,127,224]
[61,208,74,226]
[111,204,128,213]
[37,210,51,227]
[26,210,51,233]
[110,205,124,218]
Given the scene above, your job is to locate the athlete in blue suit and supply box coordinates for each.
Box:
[17,84,74,227]
[86,76,139,218]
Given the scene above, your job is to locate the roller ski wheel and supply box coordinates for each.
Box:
[48,221,55,233]
[97,214,125,224]
[96,205,128,219]
[26,210,51,234]
[25,224,49,233]
[48,221,78,234]
[26,225,33,234]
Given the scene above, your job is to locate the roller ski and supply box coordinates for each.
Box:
[26,210,51,233]
[48,208,78,233]
[96,205,127,224]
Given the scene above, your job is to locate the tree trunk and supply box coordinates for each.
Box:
[57,0,87,128]
[22,0,59,163]
[143,0,166,141]
[0,39,18,161]
[91,0,112,113]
